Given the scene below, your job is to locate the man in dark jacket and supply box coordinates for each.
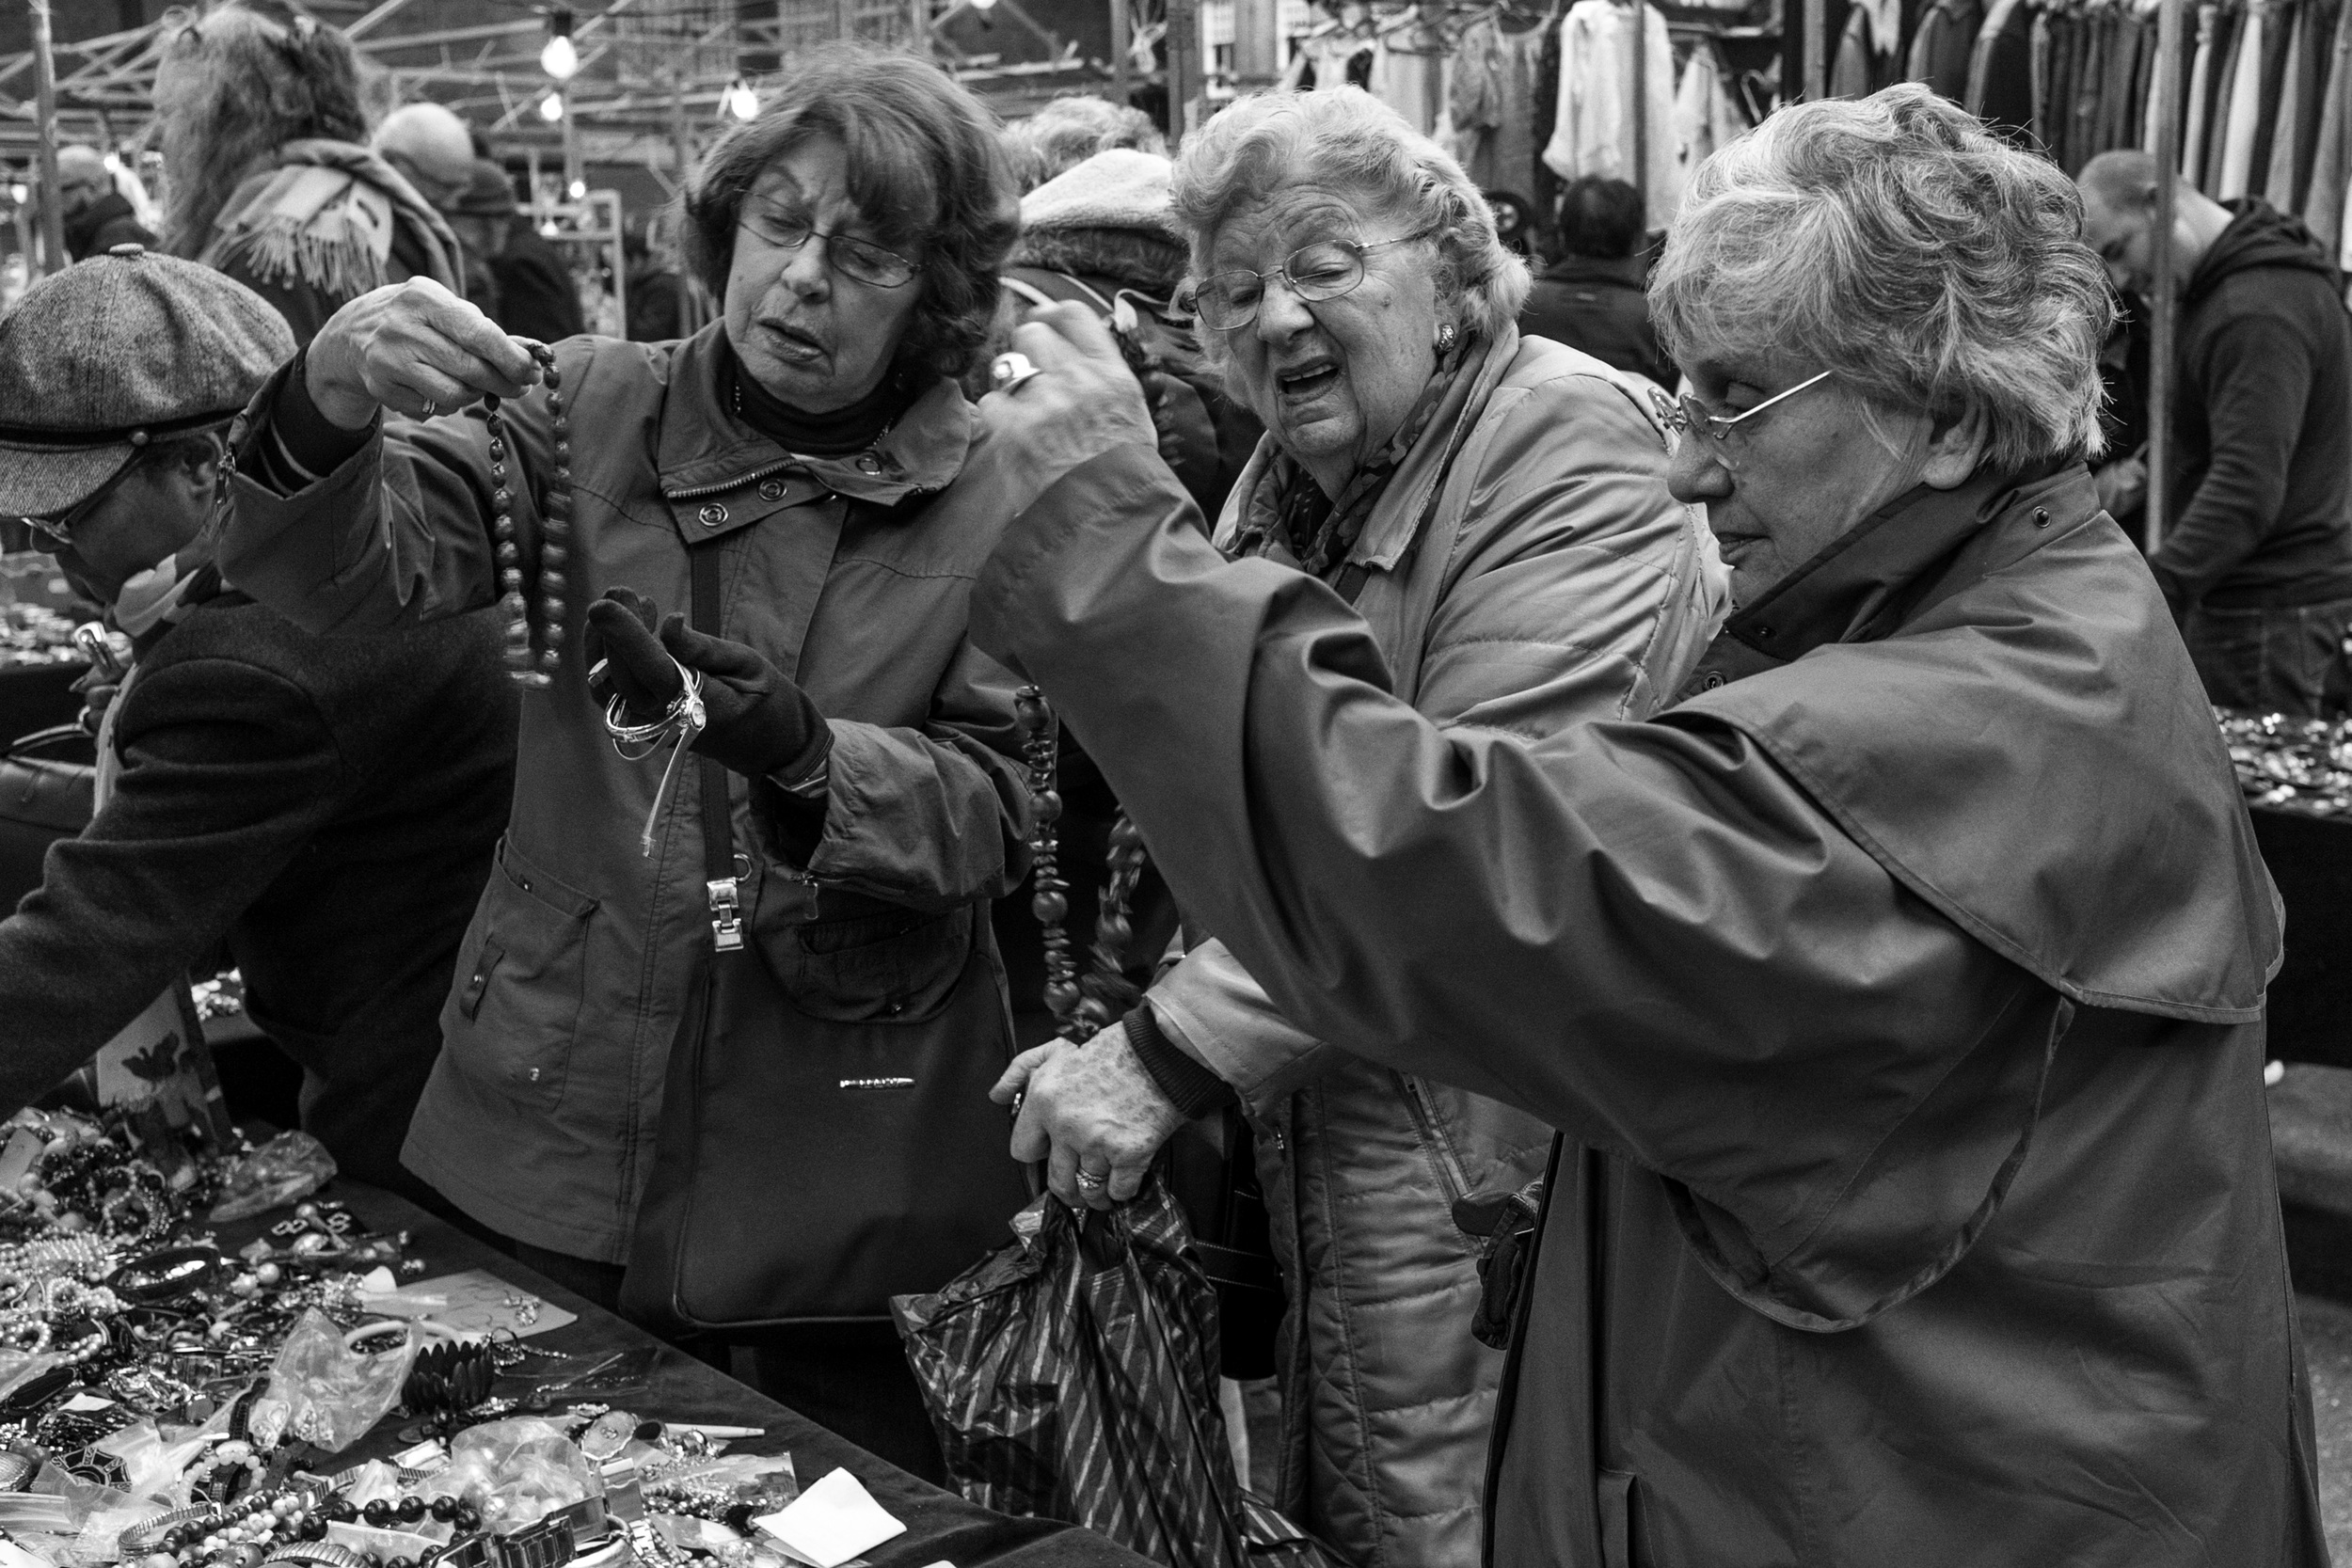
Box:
[1517,176,1677,390]
[0,248,516,1205]
[2082,150,2352,715]
[54,145,155,261]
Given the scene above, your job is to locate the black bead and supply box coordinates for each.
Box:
[395,1497,424,1524]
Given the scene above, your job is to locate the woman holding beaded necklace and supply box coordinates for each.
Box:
[213,45,1033,1481]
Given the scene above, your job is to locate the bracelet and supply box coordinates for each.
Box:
[603,662,706,755]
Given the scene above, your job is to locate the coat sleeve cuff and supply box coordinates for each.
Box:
[1146,938,1336,1117]
[1123,1005,1235,1119]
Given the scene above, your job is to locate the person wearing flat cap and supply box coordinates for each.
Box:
[445,160,585,349]
[0,248,516,1205]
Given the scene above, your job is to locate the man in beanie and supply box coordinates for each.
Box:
[0,248,516,1203]
[444,160,583,347]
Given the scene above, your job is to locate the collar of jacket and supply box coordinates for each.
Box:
[655,321,976,530]
[1539,255,1645,289]
[1217,326,1520,572]
[1714,458,2064,668]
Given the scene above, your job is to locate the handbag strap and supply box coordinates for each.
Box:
[691,542,745,953]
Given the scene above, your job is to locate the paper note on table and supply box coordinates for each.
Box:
[752,1467,907,1568]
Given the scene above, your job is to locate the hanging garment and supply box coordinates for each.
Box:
[2182,4,2220,176]
[2246,0,2299,198]
[1534,19,1564,243]
[2267,7,2311,207]
[1832,3,1879,96]
[2029,8,2058,155]
[2067,10,2112,172]
[1966,0,2037,138]
[1451,15,1505,167]
[2287,0,2335,209]
[2100,11,2143,160]
[1907,0,1985,102]
[2218,1,2268,197]
[1293,33,1372,91]
[2303,0,2352,260]
[1369,36,1440,134]
[1543,0,1683,227]
[2205,4,2247,192]
[1462,22,1549,213]
[1673,40,1752,183]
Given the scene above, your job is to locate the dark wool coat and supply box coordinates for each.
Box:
[0,594,515,1196]
[971,447,2328,1568]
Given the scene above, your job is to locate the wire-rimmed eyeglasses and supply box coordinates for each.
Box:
[1663,369,1836,458]
[1189,229,1439,332]
[739,201,921,290]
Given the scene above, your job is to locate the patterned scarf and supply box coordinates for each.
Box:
[1241,337,1473,580]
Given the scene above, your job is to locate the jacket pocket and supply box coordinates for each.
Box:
[768,901,975,1024]
[438,834,597,1103]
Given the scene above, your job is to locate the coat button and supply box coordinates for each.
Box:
[1701,671,1726,689]
[699,502,728,528]
[855,452,883,475]
[2033,507,2051,528]
[758,479,785,501]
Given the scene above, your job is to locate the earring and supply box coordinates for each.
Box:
[1436,323,1457,353]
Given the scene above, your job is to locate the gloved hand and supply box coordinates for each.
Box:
[582,588,833,783]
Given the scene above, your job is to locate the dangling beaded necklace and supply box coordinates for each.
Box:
[1014,685,1149,1040]
[480,342,569,688]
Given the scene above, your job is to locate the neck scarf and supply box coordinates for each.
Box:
[1252,338,1472,580]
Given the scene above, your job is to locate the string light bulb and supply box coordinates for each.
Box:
[724,79,760,120]
[568,178,587,199]
[541,8,579,78]
[539,92,565,122]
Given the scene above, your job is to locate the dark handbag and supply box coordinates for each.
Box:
[618,541,1031,1332]
[0,722,95,911]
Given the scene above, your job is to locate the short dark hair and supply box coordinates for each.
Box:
[1557,177,1646,260]
[683,43,1019,381]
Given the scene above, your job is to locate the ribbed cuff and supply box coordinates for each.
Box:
[1123,1006,1235,1119]
[271,346,376,479]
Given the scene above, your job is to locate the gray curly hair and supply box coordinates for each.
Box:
[1651,84,2110,471]
[1169,87,1530,355]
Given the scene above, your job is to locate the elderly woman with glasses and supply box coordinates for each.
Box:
[989,87,1722,1567]
[213,44,1033,1482]
[972,85,2325,1565]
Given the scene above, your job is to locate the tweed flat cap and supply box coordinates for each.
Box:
[1018,148,1182,243]
[0,245,296,516]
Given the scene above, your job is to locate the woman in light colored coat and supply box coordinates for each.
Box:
[993,88,1724,1567]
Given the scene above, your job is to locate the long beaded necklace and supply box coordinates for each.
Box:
[1013,686,1150,1041]
[481,343,569,689]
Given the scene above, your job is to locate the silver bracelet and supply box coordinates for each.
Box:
[603,660,706,756]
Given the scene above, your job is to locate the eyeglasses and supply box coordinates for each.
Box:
[1664,369,1836,465]
[1190,230,1438,332]
[739,203,920,289]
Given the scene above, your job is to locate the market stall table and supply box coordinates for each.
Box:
[126,1174,1155,1568]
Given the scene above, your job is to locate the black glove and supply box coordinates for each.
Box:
[583,587,680,720]
[583,589,833,783]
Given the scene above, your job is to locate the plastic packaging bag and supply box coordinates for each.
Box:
[208,1131,336,1221]
[894,1180,1340,1568]
[254,1310,416,1452]
[425,1418,595,1530]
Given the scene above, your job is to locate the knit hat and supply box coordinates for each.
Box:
[449,160,519,218]
[0,246,295,516]
[1018,148,1183,243]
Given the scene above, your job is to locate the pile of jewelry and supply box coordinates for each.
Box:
[2217,707,2352,816]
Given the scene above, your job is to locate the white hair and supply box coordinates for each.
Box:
[1652,84,2111,470]
[1170,87,1531,350]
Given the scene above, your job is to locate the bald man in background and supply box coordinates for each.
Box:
[52,145,154,261]
[373,103,477,214]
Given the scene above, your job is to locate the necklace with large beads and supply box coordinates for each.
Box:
[481,343,569,689]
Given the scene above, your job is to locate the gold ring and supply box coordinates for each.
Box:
[990,353,1041,393]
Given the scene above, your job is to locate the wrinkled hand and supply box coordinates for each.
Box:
[992,1025,1185,1212]
[306,277,542,430]
[971,302,1161,520]
[582,589,830,781]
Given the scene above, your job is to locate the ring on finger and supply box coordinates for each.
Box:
[991,352,1042,393]
[1074,1170,1106,1191]
[420,398,438,419]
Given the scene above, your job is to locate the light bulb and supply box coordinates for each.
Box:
[724,80,759,120]
[567,179,587,199]
[539,92,564,121]
[541,32,579,79]
[7,184,25,205]
[971,0,998,11]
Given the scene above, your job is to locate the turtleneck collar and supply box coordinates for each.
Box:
[721,337,914,457]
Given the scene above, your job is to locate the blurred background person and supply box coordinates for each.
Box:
[373,102,477,216]
[446,160,586,345]
[152,0,460,344]
[1518,174,1676,393]
[0,250,514,1209]
[1001,93,1168,193]
[623,215,686,342]
[53,144,155,261]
